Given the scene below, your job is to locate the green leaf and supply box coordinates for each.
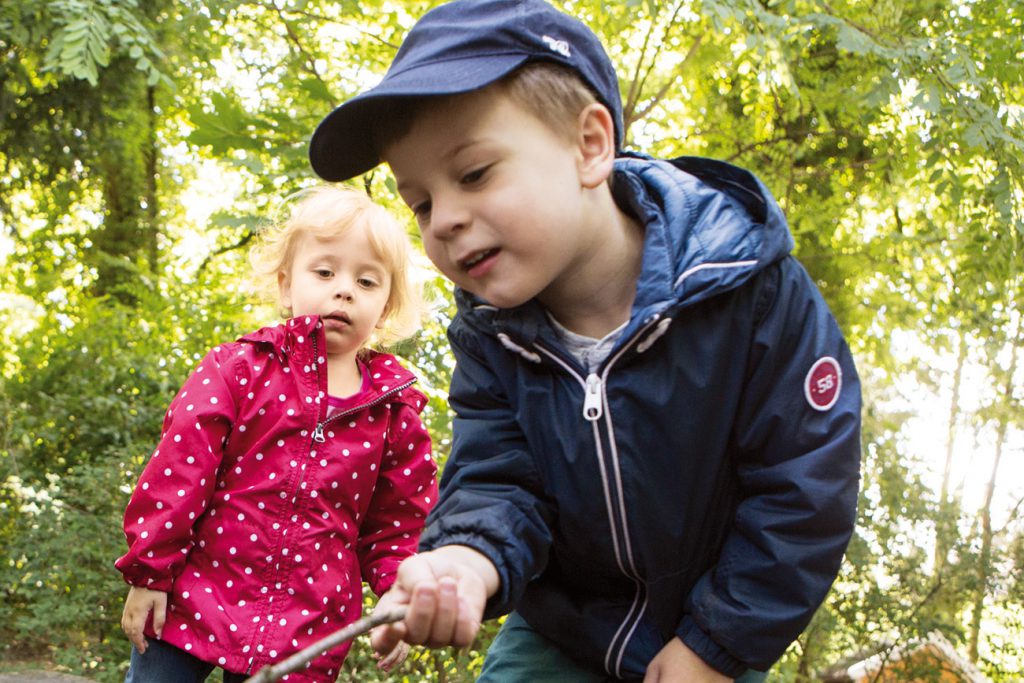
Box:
[298,77,334,104]
[835,24,871,55]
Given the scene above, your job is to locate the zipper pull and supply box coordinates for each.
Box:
[312,423,326,443]
[583,373,603,421]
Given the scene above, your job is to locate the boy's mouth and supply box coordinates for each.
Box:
[458,248,499,273]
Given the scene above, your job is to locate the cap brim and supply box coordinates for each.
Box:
[309,54,530,182]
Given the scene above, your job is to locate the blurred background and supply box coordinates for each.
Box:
[0,0,1021,680]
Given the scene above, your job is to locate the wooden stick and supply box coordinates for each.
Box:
[243,607,407,683]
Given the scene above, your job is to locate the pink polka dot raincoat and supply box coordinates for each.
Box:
[115,315,437,680]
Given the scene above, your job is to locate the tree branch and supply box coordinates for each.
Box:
[197,231,255,274]
[262,0,329,87]
[627,31,704,130]
[244,607,407,683]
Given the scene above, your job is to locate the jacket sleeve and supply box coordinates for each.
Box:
[678,257,862,676]
[418,322,556,619]
[357,392,437,596]
[114,346,239,592]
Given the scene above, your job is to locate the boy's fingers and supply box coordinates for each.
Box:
[426,577,459,647]
[394,554,440,591]
[403,582,439,644]
[449,570,487,648]
[453,595,483,648]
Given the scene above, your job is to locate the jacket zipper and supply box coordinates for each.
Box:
[312,378,416,443]
[246,332,415,673]
[534,314,664,678]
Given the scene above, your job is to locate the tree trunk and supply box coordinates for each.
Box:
[934,333,967,572]
[967,317,1021,662]
[89,57,160,303]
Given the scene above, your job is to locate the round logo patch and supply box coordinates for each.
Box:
[804,356,842,411]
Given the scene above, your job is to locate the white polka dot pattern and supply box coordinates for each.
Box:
[115,316,438,680]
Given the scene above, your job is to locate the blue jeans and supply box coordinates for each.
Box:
[125,638,247,683]
[479,612,770,682]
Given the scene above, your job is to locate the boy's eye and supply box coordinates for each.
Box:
[460,165,490,185]
[411,201,432,224]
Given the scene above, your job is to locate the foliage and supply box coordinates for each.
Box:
[0,0,1022,680]
[0,276,255,679]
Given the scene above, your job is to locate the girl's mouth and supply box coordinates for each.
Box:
[324,312,352,326]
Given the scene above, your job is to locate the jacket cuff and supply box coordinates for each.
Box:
[115,563,174,593]
[676,615,748,678]
[373,573,397,596]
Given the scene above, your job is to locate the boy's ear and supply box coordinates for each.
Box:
[575,103,616,189]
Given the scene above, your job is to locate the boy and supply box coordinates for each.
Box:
[309,1,861,680]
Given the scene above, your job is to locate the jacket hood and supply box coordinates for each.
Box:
[454,155,794,344]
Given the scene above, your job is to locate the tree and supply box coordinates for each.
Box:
[1,0,1022,680]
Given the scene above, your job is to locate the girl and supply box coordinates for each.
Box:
[116,186,437,682]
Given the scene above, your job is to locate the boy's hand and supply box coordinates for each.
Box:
[643,638,732,682]
[370,545,499,655]
[121,586,167,653]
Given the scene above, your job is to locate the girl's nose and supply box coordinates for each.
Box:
[334,281,354,301]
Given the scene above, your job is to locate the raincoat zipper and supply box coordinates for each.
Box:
[312,378,416,443]
[245,334,416,674]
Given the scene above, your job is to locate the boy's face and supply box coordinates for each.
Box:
[279,227,391,359]
[382,89,600,310]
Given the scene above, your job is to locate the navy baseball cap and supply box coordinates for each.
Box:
[309,0,623,181]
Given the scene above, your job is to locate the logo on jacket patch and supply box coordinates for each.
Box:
[805,356,841,411]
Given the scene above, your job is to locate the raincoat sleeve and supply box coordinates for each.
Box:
[114,346,240,592]
[418,321,556,619]
[357,390,437,595]
[678,257,862,676]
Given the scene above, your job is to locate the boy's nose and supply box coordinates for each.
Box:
[430,197,469,239]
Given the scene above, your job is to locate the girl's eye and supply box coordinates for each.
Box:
[315,269,332,278]
[358,278,379,288]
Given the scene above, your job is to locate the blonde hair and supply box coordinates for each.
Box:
[250,185,426,348]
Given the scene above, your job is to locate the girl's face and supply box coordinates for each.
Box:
[278,224,392,360]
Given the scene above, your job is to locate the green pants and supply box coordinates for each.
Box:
[478,612,770,683]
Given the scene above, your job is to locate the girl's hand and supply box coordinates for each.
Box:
[372,589,411,672]
[643,638,732,683]
[121,586,168,653]
[375,638,410,672]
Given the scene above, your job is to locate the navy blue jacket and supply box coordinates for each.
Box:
[419,155,862,679]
